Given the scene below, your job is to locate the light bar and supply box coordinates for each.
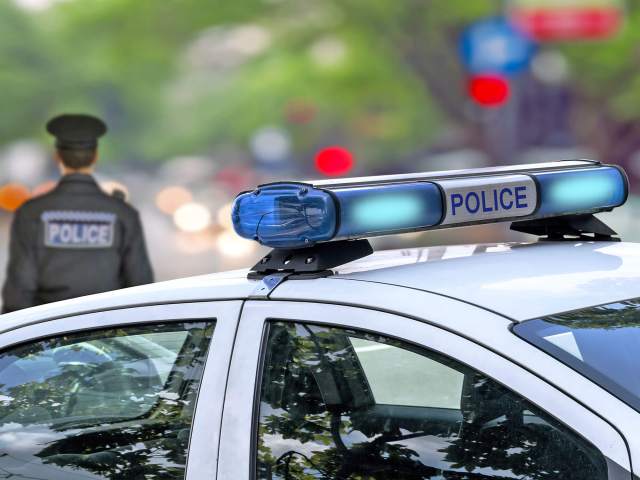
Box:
[232,160,628,248]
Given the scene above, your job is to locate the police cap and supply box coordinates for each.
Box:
[46,114,107,150]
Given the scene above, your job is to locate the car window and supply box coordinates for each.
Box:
[514,297,640,413]
[256,321,608,480]
[350,337,464,408]
[0,320,214,480]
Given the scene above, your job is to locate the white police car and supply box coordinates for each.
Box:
[1,159,639,480]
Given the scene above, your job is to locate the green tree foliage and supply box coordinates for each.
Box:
[0,0,495,167]
[2,0,639,170]
[0,2,57,144]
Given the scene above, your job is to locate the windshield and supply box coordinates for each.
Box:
[514,298,640,412]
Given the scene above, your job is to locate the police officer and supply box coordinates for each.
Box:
[1,114,154,313]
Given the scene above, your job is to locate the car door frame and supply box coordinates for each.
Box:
[0,300,242,480]
[218,299,631,480]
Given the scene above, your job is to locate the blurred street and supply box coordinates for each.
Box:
[2,0,640,284]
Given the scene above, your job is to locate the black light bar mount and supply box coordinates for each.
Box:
[248,239,374,280]
[511,214,619,241]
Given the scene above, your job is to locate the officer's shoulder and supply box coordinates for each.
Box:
[101,186,126,202]
[14,189,58,216]
[99,189,141,217]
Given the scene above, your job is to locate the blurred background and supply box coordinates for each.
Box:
[1,0,639,281]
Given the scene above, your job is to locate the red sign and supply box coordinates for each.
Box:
[508,1,624,40]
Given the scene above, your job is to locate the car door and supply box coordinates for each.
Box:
[0,300,241,480]
[218,300,631,480]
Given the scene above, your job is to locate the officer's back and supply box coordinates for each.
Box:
[1,114,153,313]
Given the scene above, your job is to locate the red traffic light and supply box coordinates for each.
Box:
[315,146,354,176]
[468,75,510,107]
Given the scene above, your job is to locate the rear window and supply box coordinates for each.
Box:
[514,297,640,412]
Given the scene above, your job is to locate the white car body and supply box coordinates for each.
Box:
[1,240,640,479]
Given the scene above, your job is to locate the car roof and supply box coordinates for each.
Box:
[332,240,640,320]
[0,270,255,334]
[2,240,640,332]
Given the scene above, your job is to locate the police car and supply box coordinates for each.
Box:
[1,159,639,480]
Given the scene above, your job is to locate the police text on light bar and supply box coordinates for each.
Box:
[232,160,628,248]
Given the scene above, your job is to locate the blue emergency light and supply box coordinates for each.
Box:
[232,160,628,248]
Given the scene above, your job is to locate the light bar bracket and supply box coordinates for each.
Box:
[511,214,620,241]
[248,239,374,279]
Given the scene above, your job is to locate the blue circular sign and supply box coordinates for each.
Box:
[460,17,537,76]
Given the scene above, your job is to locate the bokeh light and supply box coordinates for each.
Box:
[531,51,570,85]
[12,0,66,12]
[100,181,130,200]
[250,126,291,164]
[315,146,354,176]
[215,165,259,193]
[216,230,257,258]
[0,184,31,212]
[156,186,193,215]
[510,3,623,41]
[285,99,316,124]
[216,202,234,231]
[173,202,212,233]
[1,141,48,184]
[468,75,510,107]
[309,36,347,68]
[175,231,216,255]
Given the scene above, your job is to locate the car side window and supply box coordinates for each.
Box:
[256,321,609,480]
[0,320,214,480]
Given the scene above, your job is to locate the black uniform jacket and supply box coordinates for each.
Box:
[2,174,153,313]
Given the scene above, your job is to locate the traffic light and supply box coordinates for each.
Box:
[460,16,535,108]
[468,75,510,107]
[315,146,354,176]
